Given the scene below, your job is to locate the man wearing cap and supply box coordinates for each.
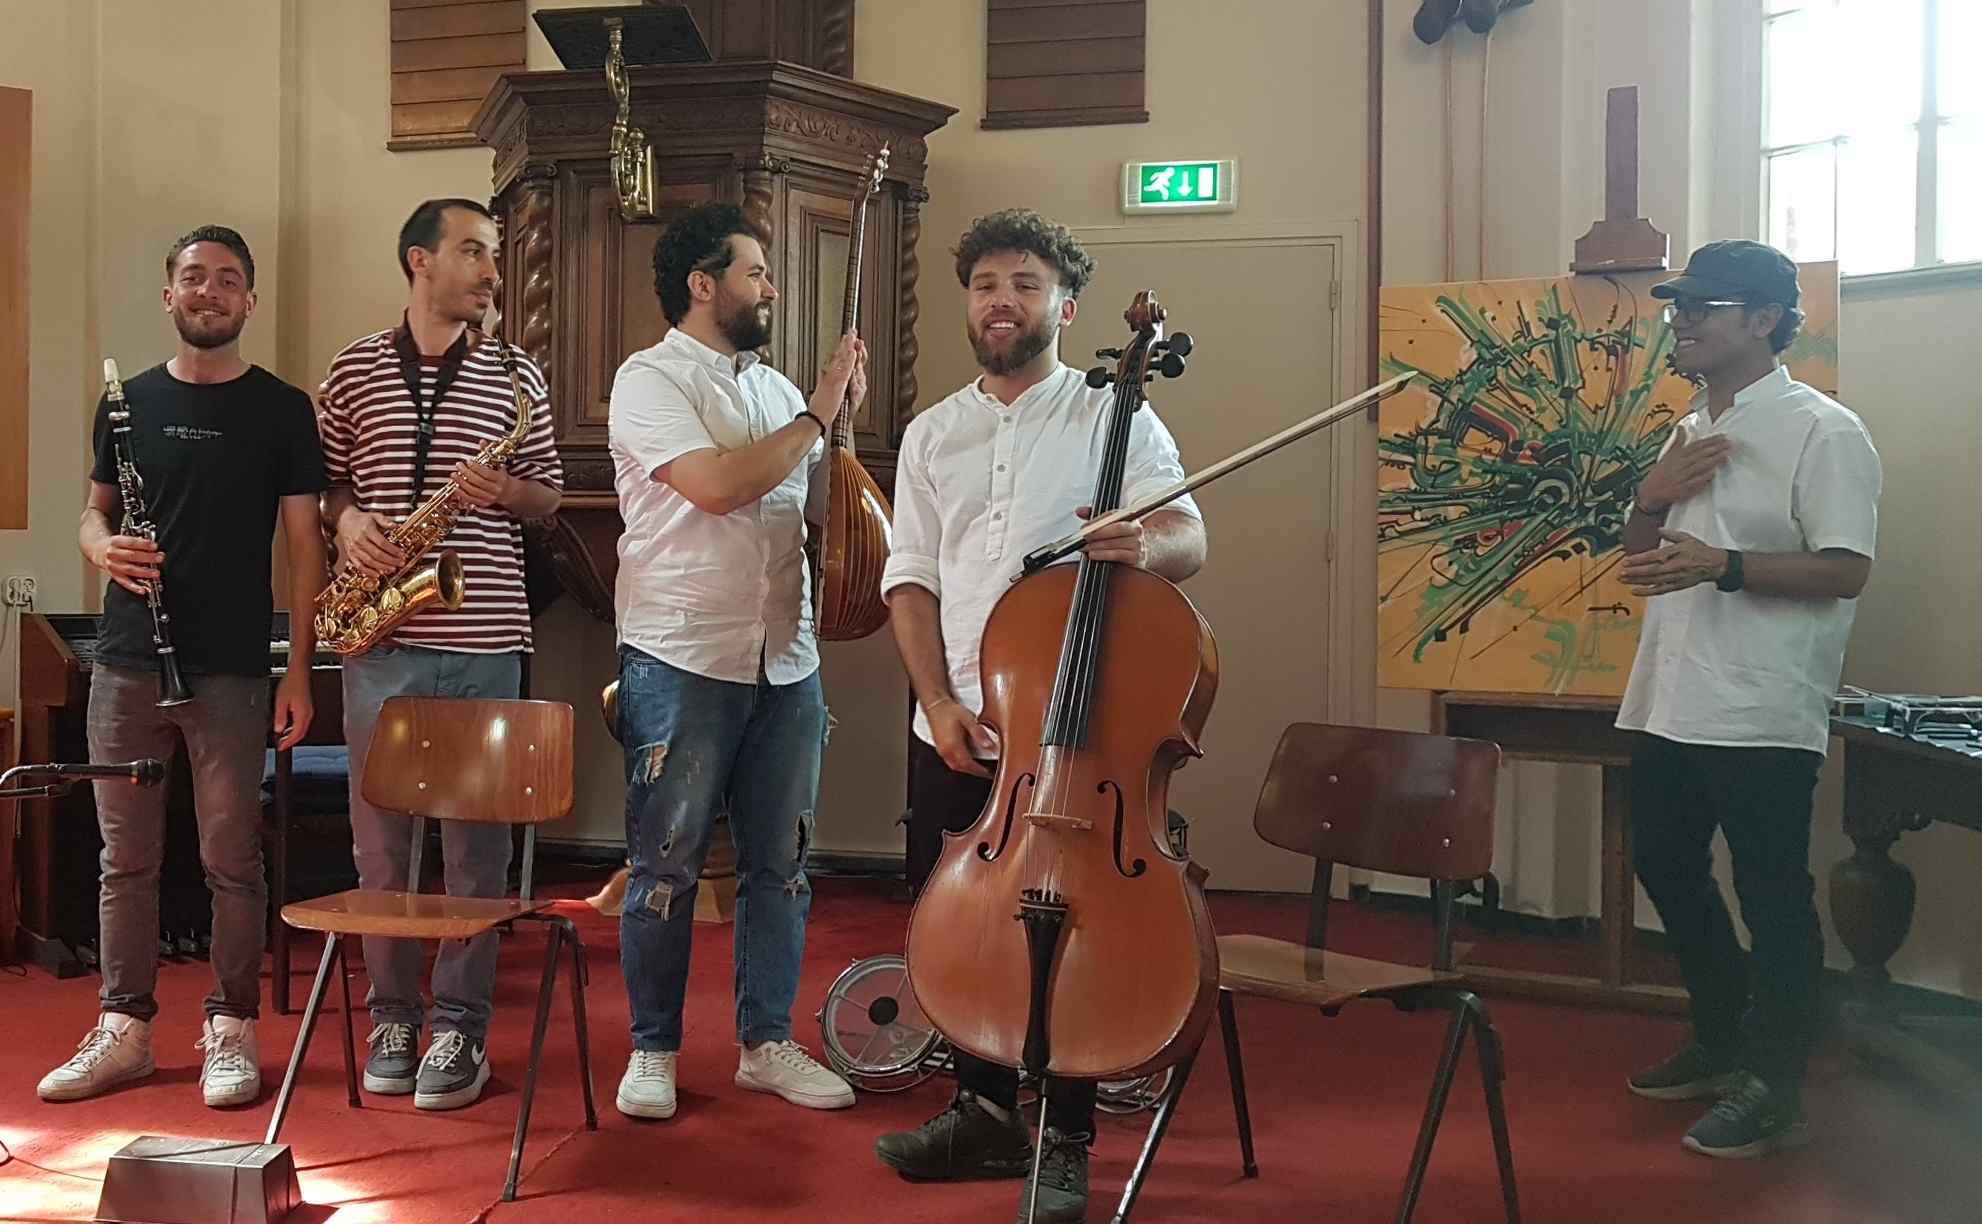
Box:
[1614,239,1881,1158]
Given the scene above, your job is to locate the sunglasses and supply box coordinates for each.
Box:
[1660,299,1750,326]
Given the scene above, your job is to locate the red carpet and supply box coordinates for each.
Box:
[2,877,1976,1223]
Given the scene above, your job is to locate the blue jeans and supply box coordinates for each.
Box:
[617,646,825,1052]
[344,644,520,1040]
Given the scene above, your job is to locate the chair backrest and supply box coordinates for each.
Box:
[360,697,575,825]
[1255,722,1499,882]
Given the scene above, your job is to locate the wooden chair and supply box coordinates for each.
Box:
[263,697,598,1203]
[1216,722,1519,1223]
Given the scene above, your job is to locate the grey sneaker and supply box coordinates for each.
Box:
[876,1090,1033,1181]
[1627,1042,1741,1101]
[1015,1128,1091,1224]
[363,1022,419,1095]
[414,1030,490,1111]
[1682,1072,1810,1158]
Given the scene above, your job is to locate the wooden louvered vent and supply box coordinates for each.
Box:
[389,0,527,152]
[983,0,1147,131]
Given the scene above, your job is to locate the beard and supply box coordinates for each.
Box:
[717,291,773,351]
[172,306,246,350]
[969,313,1056,376]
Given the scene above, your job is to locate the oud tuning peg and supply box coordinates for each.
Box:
[1157,351,1187,379]
[1163,332,1194,357]
[1085,365,1114,389]
[1094,347,1124,361]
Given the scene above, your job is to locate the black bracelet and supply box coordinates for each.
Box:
[796,410,827,437]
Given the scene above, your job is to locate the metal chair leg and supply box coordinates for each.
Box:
[266,933,340,1144]
[560,917,599,1129]
[504,918,566,1202]
[1112,1045,1198,1223]
[336,937,361,1108]
[1217,990,1259,1177]
[1396,999,1472,1224]
[1466,996,1520,1224]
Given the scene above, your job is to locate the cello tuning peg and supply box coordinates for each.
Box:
[1094,347,1124,361]
[1157,351,1187,379]
[1085,365,1114,389]
[1164,332,1194,357]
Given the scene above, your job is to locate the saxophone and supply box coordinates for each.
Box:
[314,339,535,655]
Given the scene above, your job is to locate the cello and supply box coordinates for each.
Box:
[812,146,895,640]
[905,290,1219,1203]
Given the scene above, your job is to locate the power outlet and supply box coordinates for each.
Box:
[3,575,36,607]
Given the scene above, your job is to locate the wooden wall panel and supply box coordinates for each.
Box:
[984,0,1147,130]
[388,0,525,151]
[0,86,27,530]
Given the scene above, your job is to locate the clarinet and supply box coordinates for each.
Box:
[103,358,193,708]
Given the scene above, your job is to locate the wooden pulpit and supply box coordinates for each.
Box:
[471,46,954,615]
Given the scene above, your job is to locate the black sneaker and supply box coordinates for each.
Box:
[1681,1072,1809,1158]
[875,1090,1032,1180]
[1627,1041,1740,1101]
[1014,1128,1090,1224]
[414,1030,491,1111]
[363,1022,419,1095]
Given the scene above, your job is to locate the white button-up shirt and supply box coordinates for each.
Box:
[881,363,1201,749]
[609,327,824,684]
[1616,365,1881,756]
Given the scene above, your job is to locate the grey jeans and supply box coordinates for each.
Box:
[88,663,269,1022]
[343,644,519,1039]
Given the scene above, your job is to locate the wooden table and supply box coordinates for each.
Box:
[1431,691,1686,1014]
[1828,716,1982,1099]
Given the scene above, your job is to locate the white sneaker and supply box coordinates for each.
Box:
[616,1049,678,1119]
[197,1015,261,1108]
[735,1040,854,1110]
[37,1013,156,1101]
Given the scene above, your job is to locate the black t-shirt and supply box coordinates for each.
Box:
[89,363,327,676]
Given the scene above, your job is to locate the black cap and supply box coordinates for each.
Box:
[1651,240,1799,307]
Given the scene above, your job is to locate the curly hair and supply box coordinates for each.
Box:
[1762,303,1805,355]
[165,224,256,290]
[653,203,759,325]
[952,209,1095,298]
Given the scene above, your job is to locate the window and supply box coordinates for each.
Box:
[1763,0,1981,275]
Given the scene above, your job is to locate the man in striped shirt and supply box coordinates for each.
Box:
[317,197,563,1112]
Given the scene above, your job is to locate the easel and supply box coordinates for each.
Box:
[1431,86,1685,1015]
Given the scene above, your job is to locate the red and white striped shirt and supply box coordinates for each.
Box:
[318,325,563,652]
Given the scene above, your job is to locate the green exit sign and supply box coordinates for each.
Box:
[1121,158,1238,215]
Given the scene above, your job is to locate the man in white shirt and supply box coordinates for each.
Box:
[1615,240,1881,1159]
[606,202,864,1122]
[872,209,1206,1224]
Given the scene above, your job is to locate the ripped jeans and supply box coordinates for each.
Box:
[616,645,826,1052]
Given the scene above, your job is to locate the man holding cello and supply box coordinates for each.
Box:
[875,208,1207,1223]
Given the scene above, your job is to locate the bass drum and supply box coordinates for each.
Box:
[816,954,946,1093]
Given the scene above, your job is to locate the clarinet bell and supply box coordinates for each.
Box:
[156,652,194,708]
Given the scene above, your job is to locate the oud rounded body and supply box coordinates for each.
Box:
[906,562,1220,1080]
[815,446,892,641]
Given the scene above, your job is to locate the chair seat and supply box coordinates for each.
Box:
[1216,933,1460,1008]
[282,889,549,939]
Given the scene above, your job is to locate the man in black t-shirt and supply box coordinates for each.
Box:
[36,225,327,1112]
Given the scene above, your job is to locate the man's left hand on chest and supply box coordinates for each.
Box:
[1621,528,1728,597]
[452,459,512,510]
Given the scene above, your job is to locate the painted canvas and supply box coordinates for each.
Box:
[1375,262,1840,696]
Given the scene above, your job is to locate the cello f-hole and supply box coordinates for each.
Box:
[1100,780,1147,879]
[979,772,1034,862]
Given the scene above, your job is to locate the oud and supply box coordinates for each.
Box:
[812,146,894,641]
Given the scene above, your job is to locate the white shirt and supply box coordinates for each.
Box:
[608,327,825,684]
[1616,365,1881,756]
[881,363,1201,750]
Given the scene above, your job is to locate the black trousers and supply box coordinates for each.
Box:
[907,736,1098,1135]
[1629,733,1824,1095]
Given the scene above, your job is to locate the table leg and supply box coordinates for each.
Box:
[1829,750,1922,1004]
[1600,763,1632,990]
[271,747,292,1015]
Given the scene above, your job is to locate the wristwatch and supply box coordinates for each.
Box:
[1715,549,1745,593]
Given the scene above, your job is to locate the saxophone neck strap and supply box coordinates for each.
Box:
[392,315,476,503]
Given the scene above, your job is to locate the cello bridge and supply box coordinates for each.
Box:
[1022,809,1093,832]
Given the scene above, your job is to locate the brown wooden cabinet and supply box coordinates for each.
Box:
[472,60,953,614]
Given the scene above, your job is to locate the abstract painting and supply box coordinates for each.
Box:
[1376,263,1839,696]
